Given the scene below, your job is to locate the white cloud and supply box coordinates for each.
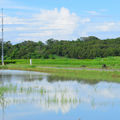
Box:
[3,6,120,43]
[9,7,90,42]
[86,9,108,16]
[0,14,26,25]
[77,21,120,37]
[95,22,119,32]
[5,16,26,25]
[87,11,99,15]
[19,31,53,37]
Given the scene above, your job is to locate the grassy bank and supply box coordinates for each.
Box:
[1,64,120,83]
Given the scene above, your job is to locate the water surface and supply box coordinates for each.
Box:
[0,70,120,120]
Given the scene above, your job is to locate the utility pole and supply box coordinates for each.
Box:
[1,8,4,65]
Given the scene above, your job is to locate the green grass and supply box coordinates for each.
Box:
[5,56,120,69]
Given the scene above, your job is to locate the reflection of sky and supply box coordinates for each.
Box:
[0,70,120,120]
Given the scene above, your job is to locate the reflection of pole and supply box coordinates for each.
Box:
[0,72,5,120]
[2,95,5,120]
[1,8,4,65]
[29,71,32,81]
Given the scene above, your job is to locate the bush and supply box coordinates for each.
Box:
[0,60,16,65]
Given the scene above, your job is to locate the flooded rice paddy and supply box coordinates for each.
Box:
[0,70,120,120]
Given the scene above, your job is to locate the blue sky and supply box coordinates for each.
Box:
[0,0,120,43]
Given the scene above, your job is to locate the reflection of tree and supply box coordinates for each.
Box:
[47,75,99,84]
[0,74,12,83]
[0,71,43,82]
[24,71,43,82]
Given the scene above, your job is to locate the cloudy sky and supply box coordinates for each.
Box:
[0,0,120,43]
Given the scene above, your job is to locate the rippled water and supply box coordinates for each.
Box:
[0,70,120,120]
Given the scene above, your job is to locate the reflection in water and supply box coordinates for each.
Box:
[0,70,120,120]
[0,71,5,120]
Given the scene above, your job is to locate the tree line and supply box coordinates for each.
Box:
[1,36,120,59]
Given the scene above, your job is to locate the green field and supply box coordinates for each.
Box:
[1,56,120,69]
[1,56,120,83]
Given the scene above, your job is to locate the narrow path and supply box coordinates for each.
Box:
[38,66,120,72]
